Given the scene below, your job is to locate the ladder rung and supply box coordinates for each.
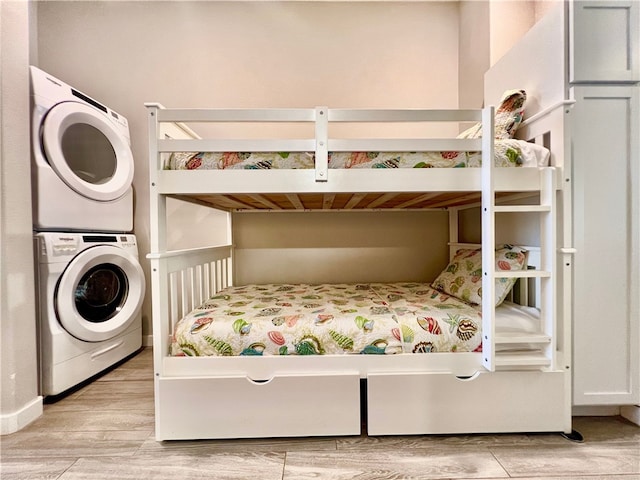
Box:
[495,352,551,367]
[494,205,551,213]
[494,270,551,279]
[495,332,551,344]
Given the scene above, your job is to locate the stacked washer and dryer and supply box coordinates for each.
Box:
[30,66,144,397]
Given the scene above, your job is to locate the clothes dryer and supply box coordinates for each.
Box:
[30,66,134,232]
[34,232,144,396]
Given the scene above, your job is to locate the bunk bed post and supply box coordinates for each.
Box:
[146,103,167,254]
[481,106,496,372]
[559,104,576,434]
[448,208,459,259]
[145,103,171,439]
[226,211,234,287]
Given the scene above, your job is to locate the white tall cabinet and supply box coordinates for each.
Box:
[569,1,640,408]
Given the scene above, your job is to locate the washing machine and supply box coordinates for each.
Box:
[34,232,144,396]
[30,66,134,232]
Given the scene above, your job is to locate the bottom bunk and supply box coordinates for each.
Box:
[149,243,571,441]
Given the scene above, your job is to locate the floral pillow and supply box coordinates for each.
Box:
[431,244,529,306]
[458,90,527,140]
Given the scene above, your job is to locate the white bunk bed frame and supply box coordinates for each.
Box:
[146,6,574,441]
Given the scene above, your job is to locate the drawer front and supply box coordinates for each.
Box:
[368,370,568,435]
[156,372,360,440]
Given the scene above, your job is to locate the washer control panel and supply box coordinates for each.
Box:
[35,233,139,263]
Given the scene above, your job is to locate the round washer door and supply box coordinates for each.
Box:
[41,101,134,202]
[55,245,145,342]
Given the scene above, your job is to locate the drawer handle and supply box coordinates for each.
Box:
[456,371,481,382]
[246,377,274,385]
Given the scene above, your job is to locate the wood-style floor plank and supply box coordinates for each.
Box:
[492,444,640,477]
[486,477,640,480]
[283,449,510,479]
[55,452,285,480]
[0,457,77,480]
[337,432,540,450]
[44,380,154,413]
[138,435,338,454]
[18,409,154,433]
[0,430,151,458]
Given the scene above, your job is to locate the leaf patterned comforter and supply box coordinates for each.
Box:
[171,283,484,357]
[166,139,539,170]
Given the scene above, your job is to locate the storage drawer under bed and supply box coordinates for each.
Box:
[367,370,568,435]
[155,372,361,440]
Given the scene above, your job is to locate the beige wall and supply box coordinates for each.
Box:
[0,1,42,434]
[490,1,537,66]
[489,0,562,67]
[233,211,450,285]
[459,1,490,110]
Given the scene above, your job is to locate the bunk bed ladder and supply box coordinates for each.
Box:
[482,111,557,372]
[495,168,556,370]
[487,188,557,371]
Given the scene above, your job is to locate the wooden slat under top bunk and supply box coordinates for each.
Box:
[176,191,536,211]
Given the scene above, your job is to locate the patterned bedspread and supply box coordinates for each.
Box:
[166,139,549,170]
[171,283,484,357]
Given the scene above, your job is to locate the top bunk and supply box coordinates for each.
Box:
[145,91,563,212]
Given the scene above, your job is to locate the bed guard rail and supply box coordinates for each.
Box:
[145,103,490,182]
[147,244,233,357]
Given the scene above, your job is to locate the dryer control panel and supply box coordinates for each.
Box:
[30,66,130,138]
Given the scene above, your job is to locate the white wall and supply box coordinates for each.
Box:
[0,1,42,434]
[35,0,461,338]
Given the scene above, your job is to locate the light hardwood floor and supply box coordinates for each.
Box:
[1,348,638,480]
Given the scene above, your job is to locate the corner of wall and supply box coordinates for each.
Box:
[1,0,42,434]
[458,0,489,109]
[28,0,38,65]
[0,397,43,436]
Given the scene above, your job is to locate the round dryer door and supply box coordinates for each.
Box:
[55,245,145,342]
[41,101,134,202]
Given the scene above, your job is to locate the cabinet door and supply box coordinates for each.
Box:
[572,86,639,406]
[570,1,639,83]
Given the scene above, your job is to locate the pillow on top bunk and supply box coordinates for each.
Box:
[431,244,528,307]
[457,89,527,140]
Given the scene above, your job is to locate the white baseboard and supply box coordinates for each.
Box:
[143,335,153,347]
[621,405,640,426]
[572,405,621,416]
[0,396,43,435]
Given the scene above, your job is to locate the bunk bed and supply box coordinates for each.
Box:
[146,6,572,441]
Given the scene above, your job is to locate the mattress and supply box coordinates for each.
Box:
[166,139,550,170]
[171,283,540,357]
